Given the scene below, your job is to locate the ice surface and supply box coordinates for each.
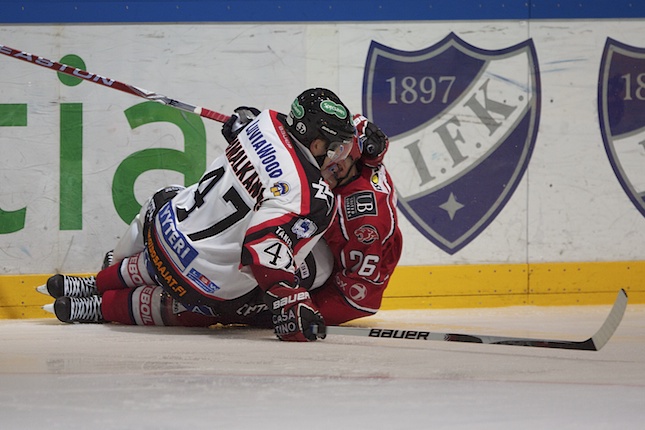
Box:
[1,304,644,429]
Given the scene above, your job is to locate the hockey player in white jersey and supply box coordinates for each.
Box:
[39,88,356,342]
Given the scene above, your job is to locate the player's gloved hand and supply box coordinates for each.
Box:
[264,282,326,342]
[353,114,389,167]
[222,106,261,143]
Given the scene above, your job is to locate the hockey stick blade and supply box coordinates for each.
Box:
[0,44,230,123]
[325,289,628,351]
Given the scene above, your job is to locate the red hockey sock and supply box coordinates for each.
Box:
[96,263,128,294]
[101,289,136,325]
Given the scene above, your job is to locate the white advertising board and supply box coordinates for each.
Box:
[1,21,644,274]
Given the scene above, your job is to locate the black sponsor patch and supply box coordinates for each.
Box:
[344,191,377,220]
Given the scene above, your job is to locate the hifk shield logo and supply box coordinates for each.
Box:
[598,38,645,217]
[363,33,541,254]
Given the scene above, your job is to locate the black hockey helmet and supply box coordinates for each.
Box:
[285,88,355,149]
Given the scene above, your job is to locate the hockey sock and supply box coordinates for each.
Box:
[129,285,166,325]
[101,289,136,325]
[102,286,166,326]
[96,263,128,294]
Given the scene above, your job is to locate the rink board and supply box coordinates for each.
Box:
[2,260,643,319]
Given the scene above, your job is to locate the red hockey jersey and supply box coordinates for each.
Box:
[312,162,402,325]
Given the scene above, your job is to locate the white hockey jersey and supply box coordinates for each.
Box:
[146,110,336,307]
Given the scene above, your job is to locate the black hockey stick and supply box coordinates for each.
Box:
[323,289,627,351]
[0,44,231,123]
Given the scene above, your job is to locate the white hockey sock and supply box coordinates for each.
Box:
[130,285,166,326]
[119,251,156,288]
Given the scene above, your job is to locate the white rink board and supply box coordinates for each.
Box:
[1,21,645,274]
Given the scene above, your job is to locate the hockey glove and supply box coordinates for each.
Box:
[221,106,261,143]
[353,114,389,167]
[264,282,327,342]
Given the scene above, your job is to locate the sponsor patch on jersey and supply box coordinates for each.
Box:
[370,172,385,193]
[186,304,218,317]
[245,121,284,178]
[312,177,334,216]
[349,283,368,302]
[363,33,541,254]
[236,302,269,317]
[270,182,290,196]
[156,202,198,269]
[274,226,293,248]
[598,38,645,217]
[187,268,220,294]
[334,273,348,290]
[292,218,318,239]
[354,225,379,244]
[344,191,377,220]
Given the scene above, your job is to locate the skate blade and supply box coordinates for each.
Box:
[36,284,51,297]
[42,303,55,315]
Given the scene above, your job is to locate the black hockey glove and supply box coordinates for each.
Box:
[353,114,389,167]
[264,282,326,342]
[221,106,261,143]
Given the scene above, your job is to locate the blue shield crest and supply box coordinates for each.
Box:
[363,33,541,254]
[598,38,645,217]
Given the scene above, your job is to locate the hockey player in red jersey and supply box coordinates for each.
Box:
[39,88,356,342]
[310,113,402,325]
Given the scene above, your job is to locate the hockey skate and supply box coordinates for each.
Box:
[43,295,104,324]
[36,274,98,298]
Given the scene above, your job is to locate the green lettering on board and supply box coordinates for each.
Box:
[113,102,207,223]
